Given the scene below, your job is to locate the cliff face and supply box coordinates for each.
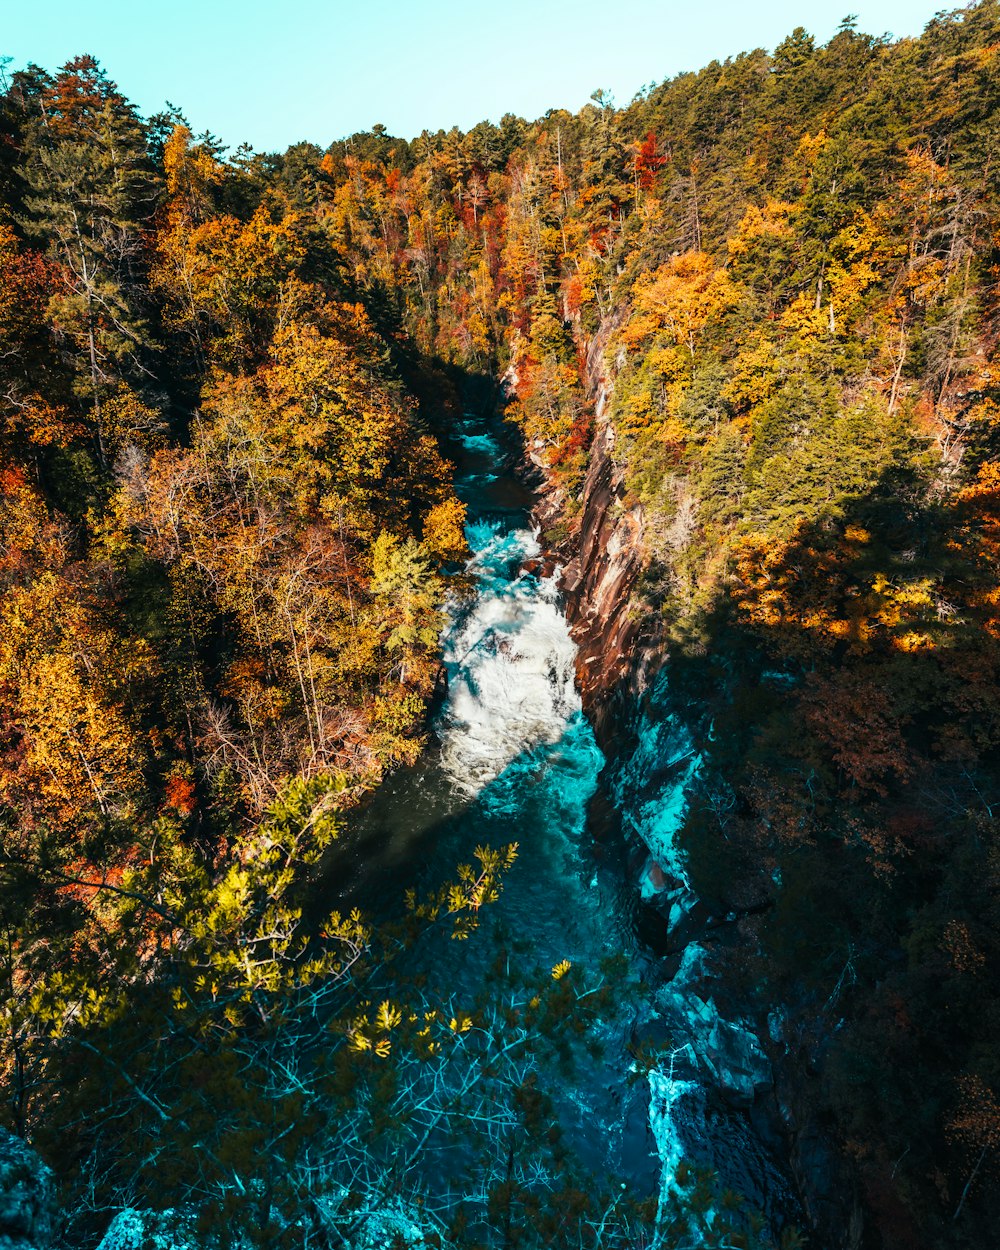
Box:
[559,417,646,730]
[530,330,656,746]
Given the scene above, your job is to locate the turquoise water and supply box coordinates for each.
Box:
[336,413,648,1187]
[332,412,798,1231]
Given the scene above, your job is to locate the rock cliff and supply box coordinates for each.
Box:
[529,328,656,747]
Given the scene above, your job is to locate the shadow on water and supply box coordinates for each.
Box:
[319,724,794,1215]
[320,725,658,1193]
[330,722,639,970]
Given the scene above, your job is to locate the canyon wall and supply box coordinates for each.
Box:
[530,331,655,746]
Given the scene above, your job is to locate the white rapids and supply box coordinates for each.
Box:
[437,518,582,795]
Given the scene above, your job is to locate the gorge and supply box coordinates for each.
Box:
[2,6,1000,1248]
[338,404,801,1243]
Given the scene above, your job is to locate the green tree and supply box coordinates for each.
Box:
[20,56,160,464]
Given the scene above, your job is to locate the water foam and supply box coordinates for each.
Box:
[437,519,582,794]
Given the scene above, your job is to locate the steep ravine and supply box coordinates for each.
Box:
[0,385,850,1250]
[527,343,866,1250]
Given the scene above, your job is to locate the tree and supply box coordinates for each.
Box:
[369,531,445,688]
[20,57,159,463]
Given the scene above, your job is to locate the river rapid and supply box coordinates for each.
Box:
[337,409,798,1234]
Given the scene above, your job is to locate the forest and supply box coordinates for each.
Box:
[1,2,1000,1247]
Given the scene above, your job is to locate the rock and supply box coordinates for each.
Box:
[348,1202,443,1249]
[773,1060,866,1250]
[684,995,772,1106]
[96,1209,202,1250]
[526,335,650,735]
[307,1191,450,1250]
[640,857,669,896]
[0,1129,53,1250]
[95,1198,450,1250]
[651,977,772,1110]
[701,1008,772,1105]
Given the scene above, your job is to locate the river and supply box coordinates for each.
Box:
[337,408,798,1238]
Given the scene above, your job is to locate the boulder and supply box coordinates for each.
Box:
[96,1209,202,1250]
[684,995,772,1105]
[652,982,772,1109]
[347,1201,445,1249]
[702,1009,772,1104]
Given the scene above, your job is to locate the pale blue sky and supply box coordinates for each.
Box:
[3,0,950,152]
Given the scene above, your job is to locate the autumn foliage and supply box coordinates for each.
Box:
[3,7,1000,1246]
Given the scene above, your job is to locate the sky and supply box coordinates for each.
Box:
[2,0,953,153]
